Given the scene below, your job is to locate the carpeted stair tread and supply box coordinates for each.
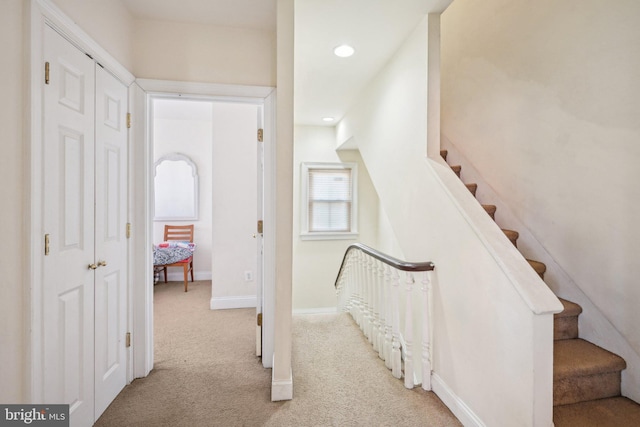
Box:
[502,229,519,246]
[482,204,496,220]
[451,165,461,177]
[554,339,626,380]
[526,259,546,278]
[554,299,582,341]
[556,298,583,319]
[440,149,448,161]
[553,397,640,427]
[465,183,477,196]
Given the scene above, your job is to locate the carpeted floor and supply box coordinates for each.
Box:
[95,280,460,426]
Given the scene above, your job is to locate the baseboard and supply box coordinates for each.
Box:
[292,306,338,315]
[432,373,485,427]
[271,368,293,401]
[210,295,256,310]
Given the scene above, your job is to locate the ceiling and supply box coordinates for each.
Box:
[121,0,451,127]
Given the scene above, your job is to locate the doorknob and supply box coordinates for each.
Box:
[88,263,98,270]
[98,260,107,267]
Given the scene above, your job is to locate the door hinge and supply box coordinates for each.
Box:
[257,313,262,327]
[44,234,50,256]
[126,222,131,239]
[257,128,263,142]
[126,332,131,348]
[126,113,131,129]
[45,62,50,85]
[257,220,263,234]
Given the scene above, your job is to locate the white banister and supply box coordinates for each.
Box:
[335,243,435,389]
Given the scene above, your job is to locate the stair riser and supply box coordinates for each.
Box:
[554,316,579,340]
[466,184,477,197]
[554,371,622,406]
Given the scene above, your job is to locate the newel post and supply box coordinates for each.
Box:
[391,269,402,379]
[404,272,415,389]
[421,270,432,391]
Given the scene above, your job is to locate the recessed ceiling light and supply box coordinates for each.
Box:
[334,44,355,58]
[322,117,335,122]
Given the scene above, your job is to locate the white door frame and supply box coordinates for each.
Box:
[26,0,135,402]
[134,79,277,370]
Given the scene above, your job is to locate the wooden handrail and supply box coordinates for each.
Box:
[335,243,434,288]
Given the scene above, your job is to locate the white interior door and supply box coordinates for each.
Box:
[94,65,128,418]
[43,25,129,426]
[43,25,96,427]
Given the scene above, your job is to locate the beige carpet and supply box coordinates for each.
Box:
[95,280,460,426]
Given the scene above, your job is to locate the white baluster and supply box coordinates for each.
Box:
[365,256,374,343]
[421,270,432,391]
[362,253,370,338]
[404,272,415,389]
[384,264,393,369]
[371,258,380,352]
[391,268,402,379]
[377,260,385,359]
[352,252,360,325]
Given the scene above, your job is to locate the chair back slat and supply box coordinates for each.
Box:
[164,224,194,242]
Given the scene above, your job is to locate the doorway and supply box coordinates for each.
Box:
[147,93,269,361]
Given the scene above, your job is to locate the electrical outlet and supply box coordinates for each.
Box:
[244,270,253,282]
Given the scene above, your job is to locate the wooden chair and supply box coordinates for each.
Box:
[162,224,195,292]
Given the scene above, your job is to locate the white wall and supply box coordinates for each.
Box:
[0,0,25,404]
[441,0,640,399]
[292,126,379,312]
[51,0,134,70]
[210,102,259,308]
[152,98,213,279]
[133,19,275,87]
[337,16,561,426]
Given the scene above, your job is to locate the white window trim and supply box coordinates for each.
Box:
[300,162,358,241]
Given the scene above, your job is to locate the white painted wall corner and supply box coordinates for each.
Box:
[271,367,293,401]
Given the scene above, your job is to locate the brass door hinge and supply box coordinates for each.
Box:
[126,222,131,239]
[44,234,50,256]
[126,332,131,348]
[126,113,131,129]
[45,62,50,85]
[257,220,263,234]
[257,313,262,327]
[257,128,263,142]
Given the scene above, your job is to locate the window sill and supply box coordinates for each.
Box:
[300,232,359,241]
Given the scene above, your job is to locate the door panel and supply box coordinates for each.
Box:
[94,65,128,419]
[43,25,96,427]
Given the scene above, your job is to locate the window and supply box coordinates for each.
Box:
[301,162,358,240]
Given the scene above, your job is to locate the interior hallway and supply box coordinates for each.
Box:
[95,280,459,426]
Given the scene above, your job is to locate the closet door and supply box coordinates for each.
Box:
[94,66,128,418]
[43,25,129,426]
[43,25,96,427]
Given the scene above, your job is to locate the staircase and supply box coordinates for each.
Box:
[440,150,640,426]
